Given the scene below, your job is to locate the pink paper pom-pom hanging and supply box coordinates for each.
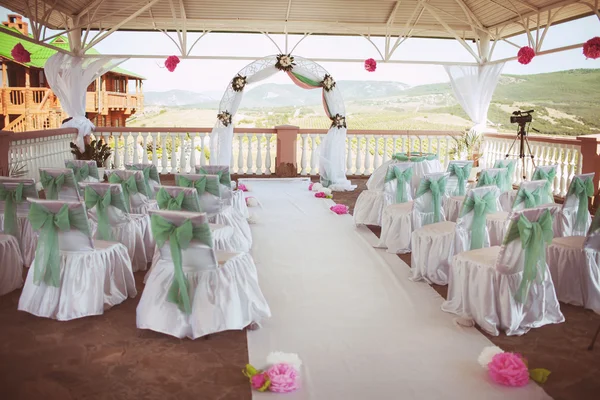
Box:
[164,55,180,72]
[517,46,535,65]
[364,58,377,72]
[583,37,600,60]
[11,43,31,64]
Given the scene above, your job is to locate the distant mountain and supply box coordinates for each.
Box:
[143,89,219,107]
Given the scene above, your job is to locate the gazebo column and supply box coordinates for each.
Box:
[275,125,299,176]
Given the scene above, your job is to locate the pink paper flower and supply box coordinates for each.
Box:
[330,204,349,215]
[315,192,326,198]
[165,55,180,72]
[250,372,271,392]
[364,58,377,72]
[583,37,600,59]
[488,353,530,387]
[239,183,248,192]
[11,43,31,63]
[308,182,314,190]
[517,46,535,65]
[266,363,300,393]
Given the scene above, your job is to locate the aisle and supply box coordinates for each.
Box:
[243,178,550,400]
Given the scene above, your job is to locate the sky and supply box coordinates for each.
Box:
[1,7,599,93]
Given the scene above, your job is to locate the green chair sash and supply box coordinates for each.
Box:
[384,166,413,203]
[448,163,472,196]
[128,165,156,197]
[150,214,213,314]
[197,167,232,187]
[567,176,594,232]
[177,175,221,197]
[129,164,160,183]
[65,161,90,183]
[503,209,553,303]
[108,174,139,212]
[28,203,91,287]
[156,188,186,210]
[476,170,504,191]
[532,167,556,199]
[493,160,516,191]
[84,186,128,240]
[513,187,543,210]
[415,175,447,223]
[0,183,24,238]
[40,170,66,200]
[460,191,498,250]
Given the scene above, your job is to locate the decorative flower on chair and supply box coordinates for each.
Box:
[217,111,232,127]
[164,55,180,72]
[321,74,336,92]
[275,54,295,71]
[583,37,600,59]
[478,346,551,387]
[364,58,377,72]
[11,43,31,63]
[232,74,247,92]
[517,46,535,65]
[330,114,347,129]
[243,352,302,393]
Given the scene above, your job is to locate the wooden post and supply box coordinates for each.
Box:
[275,125,299,177]
[578,134,600,209]
[1,62,7,87]
[0,130,12,176]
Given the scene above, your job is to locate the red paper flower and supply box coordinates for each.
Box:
[583,37,600,60]
[164,55,180,72]
[11,43,31,64]
[364,58,377,72]
[517,46,535,65]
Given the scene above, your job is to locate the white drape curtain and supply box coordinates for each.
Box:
[45,53,126,149]
[444,63,505,135]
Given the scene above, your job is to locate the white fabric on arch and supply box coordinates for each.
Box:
[44,53,126,149]
[444,63,505,134]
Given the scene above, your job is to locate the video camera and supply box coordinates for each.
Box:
[510,109,533,125]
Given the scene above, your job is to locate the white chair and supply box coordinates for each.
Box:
[383,162,413,204]
[65,160,101,184]
[546,209,600,314]
[444,160,473,222]
[442,205,564,336]
[39,168,80,201]
[137,210,270,339]
[556,173,594,237]
[0,177,38,266]
[175,173,252,249]
[195,165,249,219]
[106,169,158,214]
[475,168,507,191]
[81,182,153,272]
[493,159,518,211]
[532,164,558,203]
[18,199,136,320]
[411,186,501,285]
[0,233,23,296]
[125,163,161,199]
[412,172,450,230]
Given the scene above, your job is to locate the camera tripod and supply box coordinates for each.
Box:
[505,121,536,180]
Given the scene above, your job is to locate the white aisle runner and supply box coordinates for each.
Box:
[244,179,550,400]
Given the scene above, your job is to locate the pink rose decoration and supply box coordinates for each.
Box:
[266,363,300,393]
[583,37,600,59]
[308,182,314,190]
[11,43,31,63]
[330,204,349,215]
[488,353,530,387]
[517,46,535,65]
[315,192,326,198]
[364,58,377,72]
[239,183,248,192]
[164,55,180,72]
[250,372,270,392]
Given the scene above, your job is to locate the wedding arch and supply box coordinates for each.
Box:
[209,54,355,191]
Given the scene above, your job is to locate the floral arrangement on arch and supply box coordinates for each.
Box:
[321,74,336,92]
[275,54,295,71]
[330,113,347,129]
[217,111,232,127]
[243,352,302,393]
[478,346,550,387]
[232,74,247,92]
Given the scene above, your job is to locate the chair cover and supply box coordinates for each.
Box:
[411,186,502,285]
[39,168,80,201]
[125,163,161,199]
[446,160,473,196]
[195,166,249,219]
[137,210,270,339]
[106,169,158,214]
[65,160,100,184]
[532,164,558,200]
[512,180,553,211]
[383,162,414,204]
[18,199,136,320]
[475,168,507,191]
[412,172,450,230]
[0,178,38,266]
[82,182,153,272]
[0,233,23,296]
[493,159,517,191]
[442,205,564,336]
[556,173,594,237]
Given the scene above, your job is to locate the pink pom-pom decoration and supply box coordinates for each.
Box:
[315,192,326,198]
[250,372,271,391]
[517,46,535,65]
[308,182,314,190]
[583,37,600,60]
[238,183,248,192]
[266,363,300,393]
[487,353,530,387]
[364,58,377,72]
[11,43,31,64]
[330,204,349,215]
[164,55,180,72]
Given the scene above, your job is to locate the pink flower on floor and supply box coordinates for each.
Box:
[239,183,248,192]
[266,363,300,393]
[330,204,349,215]
[250,372,271,392]
[488,352,530,387]
[308,182,314,190]
[315,192,326,198]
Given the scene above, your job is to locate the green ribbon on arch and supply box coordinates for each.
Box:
[65,161,90,183]
[108,174,138,212]
[0,183,24,238]
[567,176,594,232]
[415,175,447,223]
[177,175,220,197]
[503,209,554,304]
[448,163,472,196]
[40,170,65,200]
[460,191,497,250]
[384,166,413,203]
